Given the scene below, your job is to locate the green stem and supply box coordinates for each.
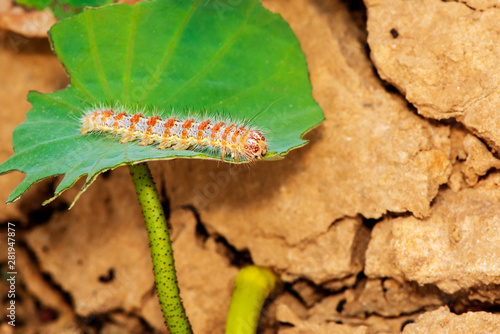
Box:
[226,266,279,334]
[128,162,192,334]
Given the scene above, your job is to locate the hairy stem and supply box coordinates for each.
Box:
[129,162,192,334]
[226,266,279,334]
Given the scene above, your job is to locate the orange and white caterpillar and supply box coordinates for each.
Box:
[80,107,268,162]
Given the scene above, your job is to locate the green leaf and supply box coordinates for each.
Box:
[16,0,114,19]
[0,0,324,205]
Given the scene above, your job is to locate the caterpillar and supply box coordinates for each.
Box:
[80,107,268,162]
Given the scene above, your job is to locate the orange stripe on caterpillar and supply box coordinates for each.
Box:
[80,109,268,162]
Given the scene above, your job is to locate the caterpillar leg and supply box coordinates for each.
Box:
[138,137,155,146]
[172,142,190,151]
[120,134,137,143]
[230,149,241,162]
[157,139,175,150]
[220,147,227,161]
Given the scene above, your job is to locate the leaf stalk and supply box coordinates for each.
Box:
[129,162,192,334]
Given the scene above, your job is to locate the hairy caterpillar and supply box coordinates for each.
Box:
[80,107,268,162]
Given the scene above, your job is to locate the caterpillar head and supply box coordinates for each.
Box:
[244,131,267,161]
